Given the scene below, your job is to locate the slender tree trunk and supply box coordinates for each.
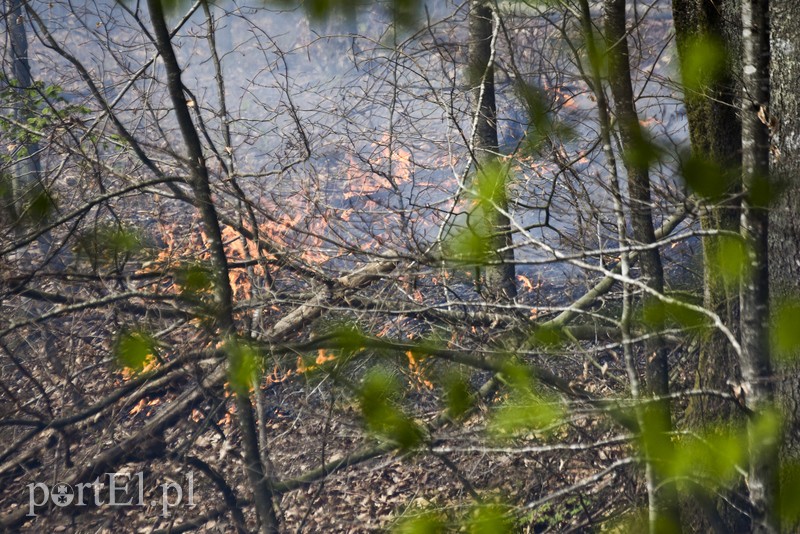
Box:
[740,0,779,532]
[603,2,681,532]
[147,2,280,532]
[4,0,53,265]
[5,0,41,214]
[468,0,516,301]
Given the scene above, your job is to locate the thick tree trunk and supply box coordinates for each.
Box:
[672,0,743,426]
[770,2,800,463]
[468,0,516,301]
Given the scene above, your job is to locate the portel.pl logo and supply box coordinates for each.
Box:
[27,471,195,518]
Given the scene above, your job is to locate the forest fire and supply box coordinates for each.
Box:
[2,0,792,532]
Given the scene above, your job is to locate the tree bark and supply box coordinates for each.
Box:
[740,0,779,531]
[603,2,681,532]
[672,0,743,426]
[468,0,516,302]
[770,0,800,460]
[146,1,280,532]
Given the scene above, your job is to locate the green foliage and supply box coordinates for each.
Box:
[327,323,367,354]
[76,224,145,271]
[641,297,709,331]
[445,162,509,267]
[392,510,447,533]
[667,428,745,485]
[490,363,562,437]
[582,29,609,80]
[708,234,750,289]
[772,298,800,360]
[115,330,158,373]
[360,367,424,449]
[679,33,727,92]
[443,372,473,420]
[149,0,421,26]
[780,462,800,525]
[527,324,565,349]
[174,262,215,296]
[514,80,573,156]
[226,337,263,395]
[623,124,662,171]
[465,503,514,533]
[679,152,736,199]
[747,172,777,208]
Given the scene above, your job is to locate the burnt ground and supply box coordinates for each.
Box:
[1,339,665,533]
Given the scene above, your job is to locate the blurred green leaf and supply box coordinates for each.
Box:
[773,299,800,360]
[444,373,473,420]
[77,224,144,270]
[528,324,564,349]
[667,429,745,484]
[624,126,662,170]
[329,323,367,353]
[393,511,447,534]
[473,161,508,206]
[680,33,727,92]
[226,338,262,395]
[491,364,562,436]
[780,462,800,525]
[361,368,423,449]
[19,183,57,227]
[642,298,709,331]
[709,235,749,288]
[679,152,735,200]
[175,262,215,296]
[466,504,514,534]
[748,172,776,208]
[115,330,158,373]
[514,80,574,156]
[445,163,511,267]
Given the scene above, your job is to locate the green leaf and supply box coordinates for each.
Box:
[773,299,800,360]
[679,152,735,200]
[466,504,514,534]
[444,162,510,267]
[709,235,749,288]
[527,324,565,349]
[444,373,473,420]
[393,511,447,534]
[19,184,57,226]
[680,33,727,92]
[514,80,571,155]
[642,298,709,331]
[780,462,800,525]
[175,262,215,296]
[115,330,158,373]
[360,368,423,449]
[76,224,145,271]
[623,125,662,170]
[491,364,562,436]
[666,429,745,484]
[226,338,262,395]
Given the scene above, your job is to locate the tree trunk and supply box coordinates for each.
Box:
[603,2,681,531]
[468,0,516,301]
[672,0,743,427]
[770,1,800,463]
[147,1,280,532]
[740,0,779,531]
